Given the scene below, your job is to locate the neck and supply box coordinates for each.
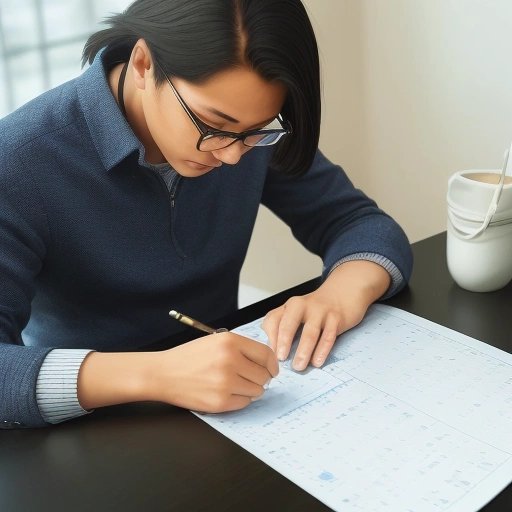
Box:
[108,62,167,165]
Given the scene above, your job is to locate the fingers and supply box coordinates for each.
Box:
[208,353,272,412]
[276,299,304,361]
[232,375,266,399]
[263,297,304,362]
[237,335,279,378]
[262,295,346,372]
[238,357,274,387]
[262,307,282,353]
[215,390,267,413]
[291,320,321,371]
[159,333,279,415]
[289,313,339,371]
[310,313,339,368]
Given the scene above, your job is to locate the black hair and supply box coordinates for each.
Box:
[83,0,320,176]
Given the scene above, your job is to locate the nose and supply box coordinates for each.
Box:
[211,141,249,166]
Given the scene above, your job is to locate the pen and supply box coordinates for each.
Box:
[170,309,270,395]
[169,310,227,334]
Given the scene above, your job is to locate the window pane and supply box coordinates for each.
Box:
[47,43,84,87]
[1,0,40,51]
[7,50,45,108]
[93,0,131,23]
[0,49,7,118]
[0,0,134,115]
[42,0,92,43]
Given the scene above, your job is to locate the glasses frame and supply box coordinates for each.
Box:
[156,63,292,152]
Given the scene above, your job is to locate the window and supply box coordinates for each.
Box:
[0,0,131,118]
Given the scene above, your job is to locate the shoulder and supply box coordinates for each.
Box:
[0,78,82,157]
[0,78,86,190]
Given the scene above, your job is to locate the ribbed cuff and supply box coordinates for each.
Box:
[36,349,94,424]
[327,252,404,299]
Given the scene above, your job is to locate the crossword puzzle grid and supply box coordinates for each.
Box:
[198,307,512,512]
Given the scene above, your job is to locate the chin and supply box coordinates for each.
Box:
[174,159,217,177]
[174,166,213,178]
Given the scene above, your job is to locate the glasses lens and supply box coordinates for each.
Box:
[199,135,237,151]
[197,117,290,151]
[263,117,284,130]
[244,132,285,147]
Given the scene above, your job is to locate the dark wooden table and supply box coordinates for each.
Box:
[0,232,510,511]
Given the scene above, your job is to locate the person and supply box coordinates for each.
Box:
[0,0,412,429]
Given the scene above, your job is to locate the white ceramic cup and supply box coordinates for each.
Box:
[447,169,512,292]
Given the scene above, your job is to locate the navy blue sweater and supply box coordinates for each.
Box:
[0,52,412,428]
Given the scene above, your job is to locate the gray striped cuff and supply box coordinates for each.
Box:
[327,252,404,299]
[36,349,94,424]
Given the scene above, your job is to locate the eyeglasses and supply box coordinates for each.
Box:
[157,65,292,152]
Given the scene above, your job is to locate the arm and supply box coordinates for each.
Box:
[0,140,279,428]
[0,153,54,428]
[36,349,95,424]
[263,260,390,370]
[261,149,413,369]
[77,333,278,413]
[0,179,278,426]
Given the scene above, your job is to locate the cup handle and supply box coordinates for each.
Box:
[448,149,510,240]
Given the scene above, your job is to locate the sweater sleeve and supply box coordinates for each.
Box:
[261,150,413,295]
[0,151,54,428]
[36,349,94,424]
[329,253,404,299]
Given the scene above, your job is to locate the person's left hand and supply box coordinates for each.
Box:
[262,260,391,371]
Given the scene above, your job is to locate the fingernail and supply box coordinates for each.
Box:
[314,355,325,367]
[277,349,286,360]
[264,379,271,390]
[293,358,306,371]
[251,396,262,402]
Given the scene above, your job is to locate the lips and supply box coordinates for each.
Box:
[185,160,222,171]
[185,160,221,171]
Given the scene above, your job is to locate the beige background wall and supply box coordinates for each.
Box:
[240,0,512,297]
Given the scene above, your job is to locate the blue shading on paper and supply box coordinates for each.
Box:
[194,305,512,512]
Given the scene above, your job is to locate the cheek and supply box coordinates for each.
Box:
[144,93,199,157]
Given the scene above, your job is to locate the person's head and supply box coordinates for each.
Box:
[83,0,320,177]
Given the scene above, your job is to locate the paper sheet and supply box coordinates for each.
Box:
[194,305,512,512]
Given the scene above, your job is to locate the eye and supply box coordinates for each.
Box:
[195,112,225,131]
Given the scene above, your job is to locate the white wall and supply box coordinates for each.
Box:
[2,2,511,301]
[351,0,512,241]
[240,0,512,297]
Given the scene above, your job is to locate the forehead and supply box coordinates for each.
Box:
[172,67,287,126]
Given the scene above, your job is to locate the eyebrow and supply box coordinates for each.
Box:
[200,105,277,129]
[203,106,240,124]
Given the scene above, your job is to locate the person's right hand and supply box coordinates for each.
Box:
[148,332,279,413]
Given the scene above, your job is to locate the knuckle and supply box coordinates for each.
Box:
[263,305,285,324]
[320,335,337,348]
[331,313,346,330]
[321,328,338,342]
[285,295,303,308]
[216,336,238,355]
[263,308,278,322]
[210,395,230,412]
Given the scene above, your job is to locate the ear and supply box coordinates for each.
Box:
[131,39,153,91]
